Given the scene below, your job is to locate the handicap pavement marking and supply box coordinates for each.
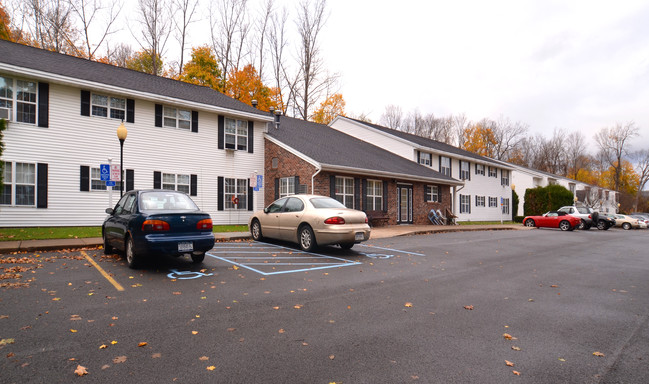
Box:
[356,244,426,257]
[206,242,361,276]
[167,269,214,280]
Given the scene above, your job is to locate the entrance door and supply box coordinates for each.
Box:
[397,185,413,224]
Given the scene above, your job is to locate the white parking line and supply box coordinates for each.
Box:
[356,244,426,257]
[206,241,361,276]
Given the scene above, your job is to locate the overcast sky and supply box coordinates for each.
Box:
[123,0,649,153]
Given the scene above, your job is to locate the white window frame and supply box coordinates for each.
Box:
[162,173,190,194]
[163,106,191,130]
[475,163,485,176]
[1,161,36,206]
[279,177,296,198]
[224,178,248,210]
[225,118,248,150]
[440,156,451,177]
[419,152,431,166]
[501,170,510,186]
[91,93,125,120]
[489,197,498,208]
[488,166,498,178]
[426,185,439,203]
[476,195,485,207]
[335,176,354,209]
[502,198,510,214]
[367,180,383,210]
[460,161,470,180]
[460,194,470,214]
[0,76,38,124]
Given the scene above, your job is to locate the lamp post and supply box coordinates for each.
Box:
[116,121,128,197]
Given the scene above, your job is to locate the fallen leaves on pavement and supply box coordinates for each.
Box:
[74,365,88,376]
[593,351,605,357]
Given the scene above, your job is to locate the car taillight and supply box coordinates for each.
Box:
[588,214,592,219]
[142,220,170,231]
[197,219,213,230]
[365,216,368,224]
[324,217,346,225]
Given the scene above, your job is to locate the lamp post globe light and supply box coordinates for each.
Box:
[116,121,128,197]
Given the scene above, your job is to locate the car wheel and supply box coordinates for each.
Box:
[340,243,354,250]
[298,225,316,252]
[524,219,535,227]
[125,236,140,269]
[597,220,606,230]
[102,231,114,255]
[622,222,631,230]
[191,252,205,263]
[559,220,571,231]
[578,220,588,230]
[251,219,263,241]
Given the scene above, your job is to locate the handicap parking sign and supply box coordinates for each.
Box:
[100,164,110,181]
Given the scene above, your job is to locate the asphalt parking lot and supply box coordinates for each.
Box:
[1,228,648,383]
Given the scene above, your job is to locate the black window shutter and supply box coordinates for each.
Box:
[154,104,163,127]
[190,174,197,196]
[294,176,299,193]
[416,150,421,164]
[247,181,253,211]
[354,178,360,210]
[425,185,431,202]
[437,186,442,203]
[191,111,198,133]
[382,181,388,212]
[218,115,225,149]
[330,175,336,198]
[247,120,254,153]
[37,163,48,208]
[450,158,452,177]
[80,90,90,116]
[153,171,161,189]
[218,176,224,210]
[274,178,279,200]
[438,155,442,173]
[362,179,367,211]
[126,169,134,192]
[80,165,90,191]
[468,162,471,180]
[37,82,49,128]
[126,99,135,123]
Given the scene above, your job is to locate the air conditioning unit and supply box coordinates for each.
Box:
[0,107,10,120]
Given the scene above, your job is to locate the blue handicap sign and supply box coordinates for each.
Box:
[256,175,263,188]
[106,180,116,187]
[100,164,110,181]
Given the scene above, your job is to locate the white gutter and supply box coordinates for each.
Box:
[320,163,464,186]
[0,63,274,122]
[311,165,322,194]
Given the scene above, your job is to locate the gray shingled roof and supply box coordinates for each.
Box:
[267,116,462,185]
[347,118,506,167]
[0,40,268,117]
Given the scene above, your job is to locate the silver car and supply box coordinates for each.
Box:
[249,195,371,251]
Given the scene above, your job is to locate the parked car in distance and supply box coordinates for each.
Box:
[611,214,641,230]
[630,214,649,229]
[523,211,581,231]
[102,190,215,268]
[249,195,371,251]
[557,205,600,230]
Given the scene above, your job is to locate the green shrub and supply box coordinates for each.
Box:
[523,184,574,216]
[513,216,525,223]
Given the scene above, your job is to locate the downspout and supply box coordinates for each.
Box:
[311,165,322,194]
[453,184,465,217]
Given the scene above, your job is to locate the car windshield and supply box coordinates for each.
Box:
[577,207,591,214]
[310,197,347,209]
[140,191,198,211]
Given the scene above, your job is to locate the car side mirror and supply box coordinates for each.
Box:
[263,207,269,214]
[105,207,114,215]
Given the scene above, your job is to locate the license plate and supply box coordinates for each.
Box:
[178,241,193,252]
[355,232,365,241]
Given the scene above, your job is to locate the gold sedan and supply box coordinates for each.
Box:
[249,195,371,251]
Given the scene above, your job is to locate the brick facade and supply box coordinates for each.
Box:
[265,139,453,225]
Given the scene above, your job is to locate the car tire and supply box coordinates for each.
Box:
[622,222,631,230]
[125,236,140,269]
[251,219,263,241]
[298,225,316,252]
[191,252,205,263]
[578,220,589,230]
[559,220,571,231]
[597,220,607,230]
[524,219,535,227]
[103,231,114,255]
[340,243,354,250]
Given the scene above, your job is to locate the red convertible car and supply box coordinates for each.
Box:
[523,211,581,231]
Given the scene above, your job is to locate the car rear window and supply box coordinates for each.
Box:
[140,192,198,211]
[310,197,346,209]
[577,207,590,214]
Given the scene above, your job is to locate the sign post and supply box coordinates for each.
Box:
[500,197,504,225]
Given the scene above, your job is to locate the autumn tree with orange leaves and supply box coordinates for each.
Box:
[226,64,273,111]
[179,45,222,91]
[462,123,498,157]
[312,93,345,125]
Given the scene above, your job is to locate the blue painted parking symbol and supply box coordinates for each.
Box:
[167,269,213,280]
